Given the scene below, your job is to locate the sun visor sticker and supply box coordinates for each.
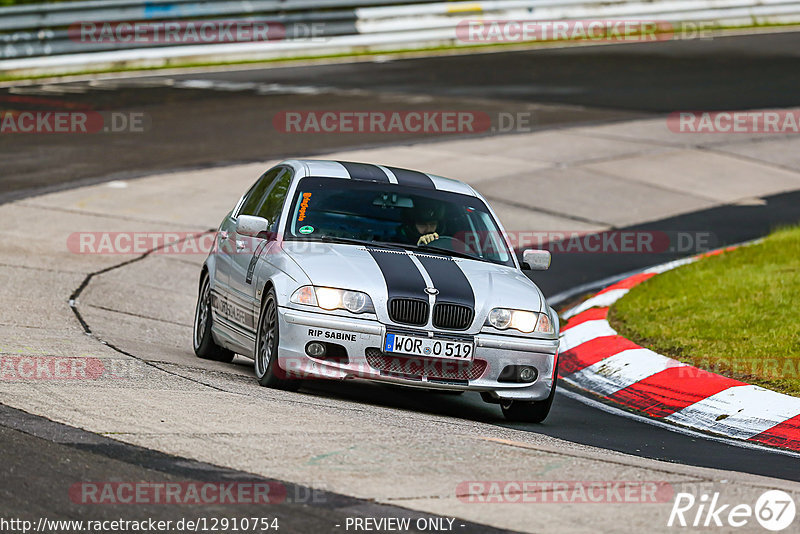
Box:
[298,192,312,222]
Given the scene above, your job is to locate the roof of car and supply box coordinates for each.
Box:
[282,159,477,197]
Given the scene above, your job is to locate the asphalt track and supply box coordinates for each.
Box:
[3,31,800,527]
[0,404,513,533]
[4,30,800,202]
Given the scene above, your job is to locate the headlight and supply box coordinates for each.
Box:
[488,308,512,329]
[342,291,370,313]
[487,308,554,334]
[315,287,341,310]
[511,310,538,333]
[290,286,375,314]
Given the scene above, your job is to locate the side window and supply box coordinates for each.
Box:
[257,171,293,232]
[238,168,282,217]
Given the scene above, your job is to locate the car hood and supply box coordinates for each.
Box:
[282,242,544,327]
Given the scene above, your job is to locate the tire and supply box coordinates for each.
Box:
[254,287,300,391]
[193,274,235,363]
[500,379,557,423]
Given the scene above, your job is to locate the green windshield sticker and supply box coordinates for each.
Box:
[299,225,315,234]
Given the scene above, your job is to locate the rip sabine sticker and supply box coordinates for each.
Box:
[308,329,357,342]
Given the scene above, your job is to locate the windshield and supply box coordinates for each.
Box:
[284,177,514,267]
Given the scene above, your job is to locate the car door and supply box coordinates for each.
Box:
[228,166,293,336]
[214,167,283,334]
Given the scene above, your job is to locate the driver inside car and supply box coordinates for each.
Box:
[399,203,445,246]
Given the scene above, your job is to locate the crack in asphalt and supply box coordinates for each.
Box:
[66,257,396,416]
[67,230,234,394]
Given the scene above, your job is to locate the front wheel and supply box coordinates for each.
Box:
[193,274,235,363]
[254,288,300,391]
[500,380,557,423]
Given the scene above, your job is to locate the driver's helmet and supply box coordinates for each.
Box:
[410,201,445,224]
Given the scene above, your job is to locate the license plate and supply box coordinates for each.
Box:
[384,333,474,361]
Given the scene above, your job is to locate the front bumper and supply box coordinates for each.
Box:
[276,307,559,401]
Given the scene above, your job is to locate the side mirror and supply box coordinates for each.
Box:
[236,215,269,238]
[522,249,551,271]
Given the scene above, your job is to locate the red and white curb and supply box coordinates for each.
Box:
[559,246,800,453]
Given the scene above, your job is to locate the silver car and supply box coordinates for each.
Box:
[193,160,560,422]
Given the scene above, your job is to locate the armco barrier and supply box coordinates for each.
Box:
[2,0,800,77]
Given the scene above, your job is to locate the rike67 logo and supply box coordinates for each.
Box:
[668,490,796,531]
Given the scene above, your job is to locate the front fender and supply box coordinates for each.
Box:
[549,305,561,338]
[257,270,306,309]
[253,246,312,310]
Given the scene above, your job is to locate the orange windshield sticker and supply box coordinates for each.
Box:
[298,192,312,222]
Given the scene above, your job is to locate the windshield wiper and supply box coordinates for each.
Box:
[308,236,481,261]
[315,236,375,247]
[314,236,402,250]
[417,245,478,261]
[386,242,477,261]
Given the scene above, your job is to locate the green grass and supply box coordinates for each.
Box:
[609,225,800,397]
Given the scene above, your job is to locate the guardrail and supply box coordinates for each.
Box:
[1,0,800,77]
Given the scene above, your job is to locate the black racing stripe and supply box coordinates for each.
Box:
[387,166,435,189]
[366,248,428,301]
[414,254,475,308]
[337,161,390,182]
